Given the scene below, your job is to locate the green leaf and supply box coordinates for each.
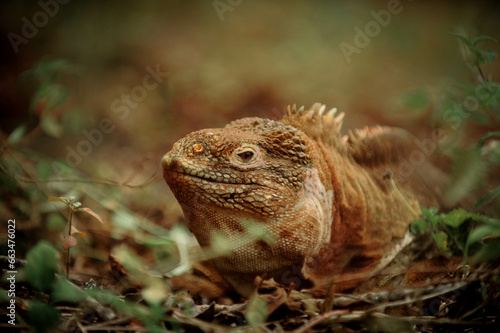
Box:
[40,113,63,138]
[445,148,486,205]
[450,33,497,65]
[420,206,437,218]
[432,231,449,253]
[44,83,68,109]
[410,219,428,234]
[48,196,69,205]
[465,224,498,257]
[474,186,500,211]
[472,35,497,45]
[25,241,59,292]
[471,224,500,243]
[442,208,471,228]
[28,301,60,333]
[450,33,474,48]
[479,49,497,64]
[51,278,87,303]
[471,239,500,264]
[138,236,173,247]
[0,289,9,302]
[30,58,72,78]
[86,288,121,306]
[245,295,269,327]
[429,215,442,228]
[477,131,500,148]
[8,125,26,144]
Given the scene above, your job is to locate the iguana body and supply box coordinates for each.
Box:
[162,104,446,296]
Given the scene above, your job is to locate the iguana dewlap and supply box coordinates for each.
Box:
[162,104,446,297]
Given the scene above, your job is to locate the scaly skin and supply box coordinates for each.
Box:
[162,104,446,296]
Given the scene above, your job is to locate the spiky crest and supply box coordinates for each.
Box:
[280,103,345,151]
[281,103,420,166]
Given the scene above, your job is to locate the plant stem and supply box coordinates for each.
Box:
[388,177,419,218]
[66,209,73,276]
[476,62,486,82]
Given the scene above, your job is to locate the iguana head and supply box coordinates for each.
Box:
[162,116,333,289]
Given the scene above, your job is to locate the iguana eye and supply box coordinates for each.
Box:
[232,145,260,165]
[238,151,254,161]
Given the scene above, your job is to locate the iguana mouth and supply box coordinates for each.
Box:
[164,170,243,187]
[162,154,248,186]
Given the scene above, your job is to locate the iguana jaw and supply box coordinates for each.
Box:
[162,152,282,217]
[162,153,250,185]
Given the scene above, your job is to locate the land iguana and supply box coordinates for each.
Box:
[161,103,448,297]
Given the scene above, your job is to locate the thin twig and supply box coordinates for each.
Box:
[67,209,73,277]
[476,62,487,82]
[292,310,352,333]
[388,176,419,218]
[368,282,468,313]
[0,144,162,189]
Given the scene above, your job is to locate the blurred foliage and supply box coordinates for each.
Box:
[409,34,500,270]
[19,58,82,139]
[411,207,500,264]
[16,241,170,332]
[245,294,269,327]
[25,241,59,292]
[411,33,500,211]
[450,34,498,66]
[27,300,60,333]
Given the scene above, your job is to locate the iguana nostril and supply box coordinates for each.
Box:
[193,144,204,154]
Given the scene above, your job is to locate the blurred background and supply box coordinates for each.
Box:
[0,1,499,276]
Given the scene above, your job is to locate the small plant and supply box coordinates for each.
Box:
[19,58,81,139]
[400,34,500,210]
[443,33,500,208]
[20,240,171,332]
[411,207,500,264]
[465,215,500,264]
[48,196,103,275]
